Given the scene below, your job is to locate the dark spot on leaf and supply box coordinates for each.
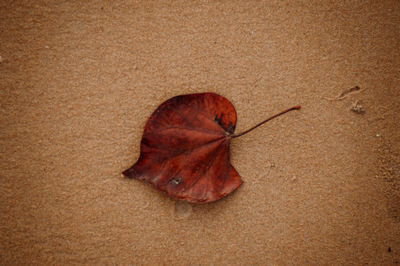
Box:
[227,122,235,134]
[170,176,182,185]
[214,113,224,127]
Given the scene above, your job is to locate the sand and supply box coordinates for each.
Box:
[1,1,399,265]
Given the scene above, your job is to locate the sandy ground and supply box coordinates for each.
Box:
[1,1,399,265]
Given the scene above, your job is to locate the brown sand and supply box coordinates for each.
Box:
[1,1,399,265]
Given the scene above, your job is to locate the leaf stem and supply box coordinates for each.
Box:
[230,105,301,139]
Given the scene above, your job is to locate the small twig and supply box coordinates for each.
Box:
[323,86,365,101]
[338,85,361,99]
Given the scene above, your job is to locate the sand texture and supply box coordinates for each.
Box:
[1,1,399,265]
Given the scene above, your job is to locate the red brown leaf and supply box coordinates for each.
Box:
[123,92,300,204]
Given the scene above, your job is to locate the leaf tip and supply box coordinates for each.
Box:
[122,167,135,178]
